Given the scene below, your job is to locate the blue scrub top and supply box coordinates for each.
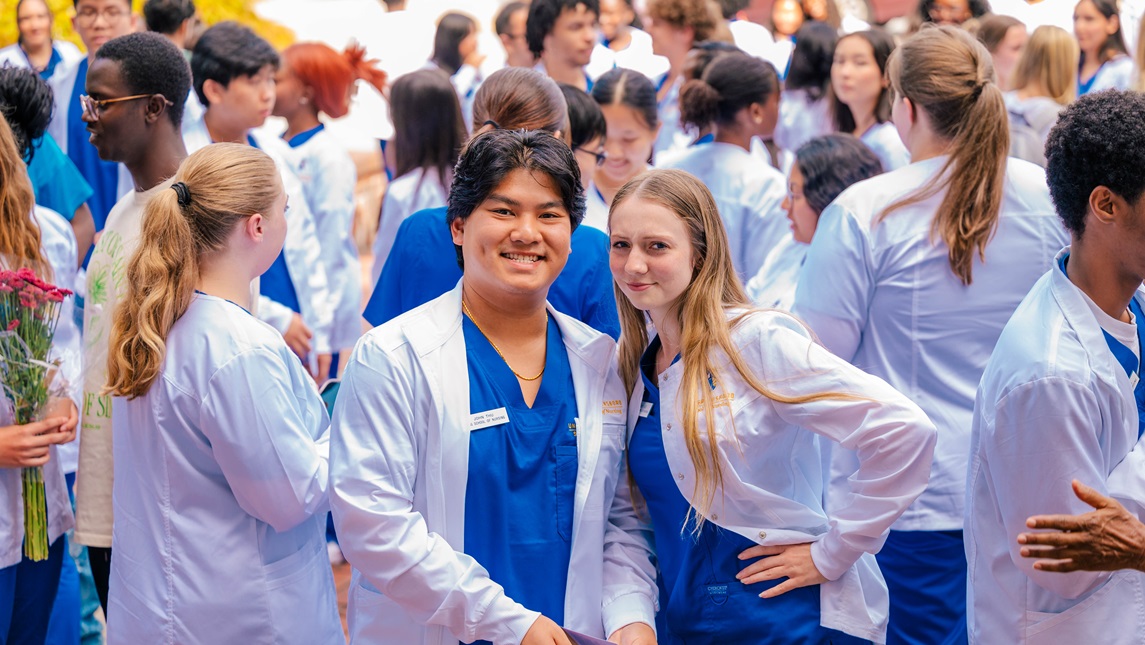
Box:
[67,58,121,254]
[628,337,865,645]
[284,123,324,149]
[363,206,620,339]
[27,134,91,221]
[462,314,578,642]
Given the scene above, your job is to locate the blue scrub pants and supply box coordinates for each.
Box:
[0,536,65,644]
[877,530,968,645]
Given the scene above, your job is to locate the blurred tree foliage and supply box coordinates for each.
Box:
[0,0,294,51]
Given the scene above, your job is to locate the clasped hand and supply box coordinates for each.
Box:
[0,397,79,468]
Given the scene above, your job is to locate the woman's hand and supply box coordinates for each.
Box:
[736,542,828,598]
[608,621,656,645]
[47,397,79,439]
[313,353,333,384]
[0,416,74,468]
[521,615,573,645]
[283,313,313,359]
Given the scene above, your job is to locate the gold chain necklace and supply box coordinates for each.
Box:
[462,299,547,381]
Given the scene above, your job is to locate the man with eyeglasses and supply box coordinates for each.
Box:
[496,1,536,69]
[71,30,189,619]
[45,0,137,268]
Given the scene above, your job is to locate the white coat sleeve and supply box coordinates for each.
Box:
[256,295,294,335]
[601,386,659,634]
[792,202,873,362]
[986,376,1116,598]
[198,347,330,533]
[328,341,541,645]
[757,314,937,581]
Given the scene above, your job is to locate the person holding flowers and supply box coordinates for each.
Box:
[103,143,342,644]
[0,113,80,643]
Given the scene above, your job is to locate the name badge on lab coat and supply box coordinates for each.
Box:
[639,401,653,418]
[469,407,510,431]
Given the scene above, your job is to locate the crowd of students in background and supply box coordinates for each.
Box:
[3,0,1145,643]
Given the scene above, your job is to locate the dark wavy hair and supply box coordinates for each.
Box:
[526,0,601,57]
[1046,90,1145,239]
[0,66,53,163]
[96,32,192,126]
[795,133,883,214]
[447,129,586,268]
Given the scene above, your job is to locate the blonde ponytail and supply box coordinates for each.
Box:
[882,25,1008,286]
[106,143,281,399]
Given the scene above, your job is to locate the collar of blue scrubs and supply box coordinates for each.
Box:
[284,123,325,149]
[1059,252,1145,382]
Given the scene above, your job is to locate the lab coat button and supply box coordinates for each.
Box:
[711,513,719,520]
[758,531,767,539]
[676,473,684,480]
[666,423,672,430]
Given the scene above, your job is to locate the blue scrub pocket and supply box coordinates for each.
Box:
[553,444,579,542]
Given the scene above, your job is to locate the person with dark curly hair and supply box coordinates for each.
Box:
[527,0,601,92]
[966,89,1145,643]
[919,0,990,26]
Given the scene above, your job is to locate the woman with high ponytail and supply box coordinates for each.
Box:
[793,25,1070,644]
[104,143,342,644]
[609,168,936,643]
[273,41,388,375]
[660,51,787,282]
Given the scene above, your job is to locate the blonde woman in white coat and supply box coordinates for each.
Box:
[793,26,1069,644]
[331,129,657,645]
[104,144,341,645]
[609,168,937,644]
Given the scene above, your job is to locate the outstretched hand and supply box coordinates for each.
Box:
[736,542,828,598]
[1018,479,1145,573]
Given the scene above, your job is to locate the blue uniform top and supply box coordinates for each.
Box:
[364,206,620,339]
[628,337,861,645]
[26,134,91,221]
[462,313,578,643]
[246,135,301,314]
[284,123,325,148]
[67,58,121,248]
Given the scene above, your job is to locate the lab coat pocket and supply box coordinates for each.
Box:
[266,541,343,644]
[1024,572,1142,644]
[554,444,579,542]
[348,577,424,644]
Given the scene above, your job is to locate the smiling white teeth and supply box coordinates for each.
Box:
[505,253,540,263]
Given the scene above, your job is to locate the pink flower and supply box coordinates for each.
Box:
[0,284,12,293]
[44,290,64,303]
[19,293,36,309]
[6,320,18,331]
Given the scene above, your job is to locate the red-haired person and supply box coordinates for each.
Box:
[273,41,386,370]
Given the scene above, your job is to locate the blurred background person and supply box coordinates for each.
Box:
[592,68,659,215]
[974,13,1027,90]
[1075,0,1134,94]
[431,12,484,128]
[0,0,82,80]
[494,1,537,68]
[774,20,836,155]
[829,28,909,170]
[1005,25,1078,167]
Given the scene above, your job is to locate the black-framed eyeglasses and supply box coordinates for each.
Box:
[80,94,172,121]
[574,146,607,167]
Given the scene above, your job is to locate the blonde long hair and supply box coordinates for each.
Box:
[883,25,1008,286]
[1012,26,1079,105]
[0,114,50,277]
[612,169,851,528]
[106,144,281,399]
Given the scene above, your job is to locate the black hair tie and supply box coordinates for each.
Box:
[482,119,500,130]
[171,181,191,207]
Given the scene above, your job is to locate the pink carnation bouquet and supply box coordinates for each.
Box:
[0,268,73,561]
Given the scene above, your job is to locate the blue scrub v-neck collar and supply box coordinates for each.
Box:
[283,123,324,148]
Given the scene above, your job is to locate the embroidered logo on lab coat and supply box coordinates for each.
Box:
[602,399,623,416]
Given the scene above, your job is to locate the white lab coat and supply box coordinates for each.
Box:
[653,74,691,158]
[793,155,1069,531]
[1081,55,1137,94]
[587,30,669,82]
[744,233,806,310]
[774,89,831,155]
[329,282,657,645]
[46,57,134,200]
[629,309,937,643]
[658,141,788,281]
[0,207,79,569]
[184,120,335,353]
[107,294,340,645]
[859,122,910,172]
[371,167,448,284]
[966,251,1145,644]
[582,183,610,233]
[0,40,82,76]
[279,126,364,350]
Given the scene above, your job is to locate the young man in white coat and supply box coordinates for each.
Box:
[330,129,657,645]
[966,89,1145,644]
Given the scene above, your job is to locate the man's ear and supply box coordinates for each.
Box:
[1089,186,1121,225]
[450,214,465,246]
[202,78,226,107]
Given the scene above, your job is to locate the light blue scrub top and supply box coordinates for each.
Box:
[462,314,578,644]
[364,207,620,339]
[628,337,864,645]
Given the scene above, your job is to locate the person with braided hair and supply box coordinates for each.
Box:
[793,24,1069,644]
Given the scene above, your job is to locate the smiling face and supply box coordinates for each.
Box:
[17,0,52,50]
[545,3,598,68]
[83,57,142,163]
[609,195,696,322]
[1074,0,1118,57]
[831,35,885,129]
[598,102,657,186]
[451,168,573,301]
[599,0,634,43]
